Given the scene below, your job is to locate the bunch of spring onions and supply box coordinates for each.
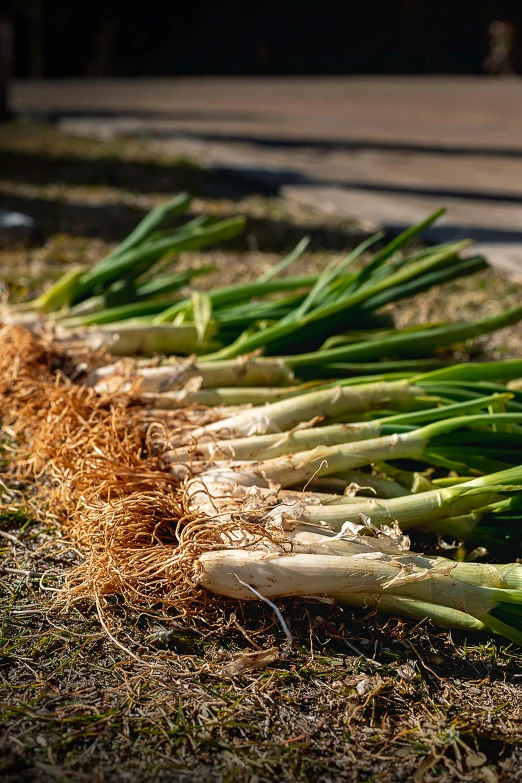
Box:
[90,355,522,645]
[12,193,244,342]
[79,209,522,364]
[87,357,522,558]
[176,386,522,645]
[11,194,522,645]
[14,197,522,368]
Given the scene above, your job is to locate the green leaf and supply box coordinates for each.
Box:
[257,236,311,282]
[286,231,383,323]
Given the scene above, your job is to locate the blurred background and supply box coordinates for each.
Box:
[2,1,522,77]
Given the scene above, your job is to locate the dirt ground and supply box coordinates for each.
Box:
[2,123,522,783]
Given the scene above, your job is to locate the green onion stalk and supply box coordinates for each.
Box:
[292,466,522,537]
[85,356,456,395]
[138,382,325,409]
[40,207,497,367]
[67,273,317,329]
[14,193,193,312]
[162,393,511,464]
[12,204,509,376]
[173,360,522,443]
[186,410,522,485]
[70,215,246,306]
[183,420,522,530]
[276,307,522,370]
[61,266,215,321]
[74,323,222,357]
[200,236,477,360]
[173,378,437,444]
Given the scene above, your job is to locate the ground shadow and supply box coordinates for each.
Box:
[3,143,522,250]
[0,190,369,251]
[0,150,209,195]
[5,147,522,209]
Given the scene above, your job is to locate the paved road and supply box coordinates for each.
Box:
[12,76,522,273]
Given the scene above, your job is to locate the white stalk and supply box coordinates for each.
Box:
[76,323,220,357]
[196,549,520,620]
[88,357,294,394]
[289,529,518,590]
[181,380,422,442]
[138,385,315,409]
[184,428,431,518]
[161,421,385,464]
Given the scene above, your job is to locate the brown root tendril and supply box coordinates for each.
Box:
[1,324,256,620]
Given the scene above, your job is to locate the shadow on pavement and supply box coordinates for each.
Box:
[421,224,522,245]
[215,164,522,205]
[5,148,522,207]
[43,109,267,124]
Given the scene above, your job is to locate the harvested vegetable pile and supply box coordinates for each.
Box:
[3,197,522,654]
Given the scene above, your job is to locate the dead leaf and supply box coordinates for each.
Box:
[219,647,280,677]
[394,660,418,681]
[355,676,384,696]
